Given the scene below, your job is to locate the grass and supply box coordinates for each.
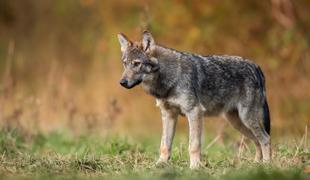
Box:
[0,128,308,180]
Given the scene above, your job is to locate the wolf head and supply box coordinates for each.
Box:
[117,31,159,89]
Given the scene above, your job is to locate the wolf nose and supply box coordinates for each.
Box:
[119,79,128,87]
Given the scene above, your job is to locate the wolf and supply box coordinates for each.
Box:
[117,31,271,169]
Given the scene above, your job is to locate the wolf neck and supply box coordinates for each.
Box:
[154,45,183,60]
[142,45,181,99]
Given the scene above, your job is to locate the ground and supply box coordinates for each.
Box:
[0,128,308,180]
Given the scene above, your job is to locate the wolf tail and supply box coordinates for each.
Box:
[255,65,270,135]
[263,99,270,135]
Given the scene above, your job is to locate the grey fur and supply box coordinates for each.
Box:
[117,31,271,169]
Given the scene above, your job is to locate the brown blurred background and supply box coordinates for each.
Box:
[0,0,309,137]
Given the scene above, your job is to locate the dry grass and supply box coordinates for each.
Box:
[0,0,309,135]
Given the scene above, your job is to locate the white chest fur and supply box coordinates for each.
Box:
[156,93,192,114]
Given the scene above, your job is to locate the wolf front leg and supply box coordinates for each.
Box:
[186,106,204,169]
[156,102,178,165]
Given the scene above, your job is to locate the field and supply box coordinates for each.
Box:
[0,0,310,179]
[0,128,308,180]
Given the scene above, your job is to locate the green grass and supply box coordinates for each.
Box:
[0,128,308,179]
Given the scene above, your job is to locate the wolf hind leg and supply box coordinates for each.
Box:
[238,106,271,162]
[224,109,262,161]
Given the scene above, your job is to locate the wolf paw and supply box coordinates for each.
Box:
[190,161,203,170]
[155,158,169,168]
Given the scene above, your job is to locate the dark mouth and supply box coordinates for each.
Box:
[121,79,142,89]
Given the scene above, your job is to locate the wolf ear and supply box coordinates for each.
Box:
[142,31,155,54]
[117,33,132,52]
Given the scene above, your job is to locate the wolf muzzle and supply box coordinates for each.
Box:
[119,79,142,89]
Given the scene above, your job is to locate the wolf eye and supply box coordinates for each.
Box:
[132,60,141,67]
